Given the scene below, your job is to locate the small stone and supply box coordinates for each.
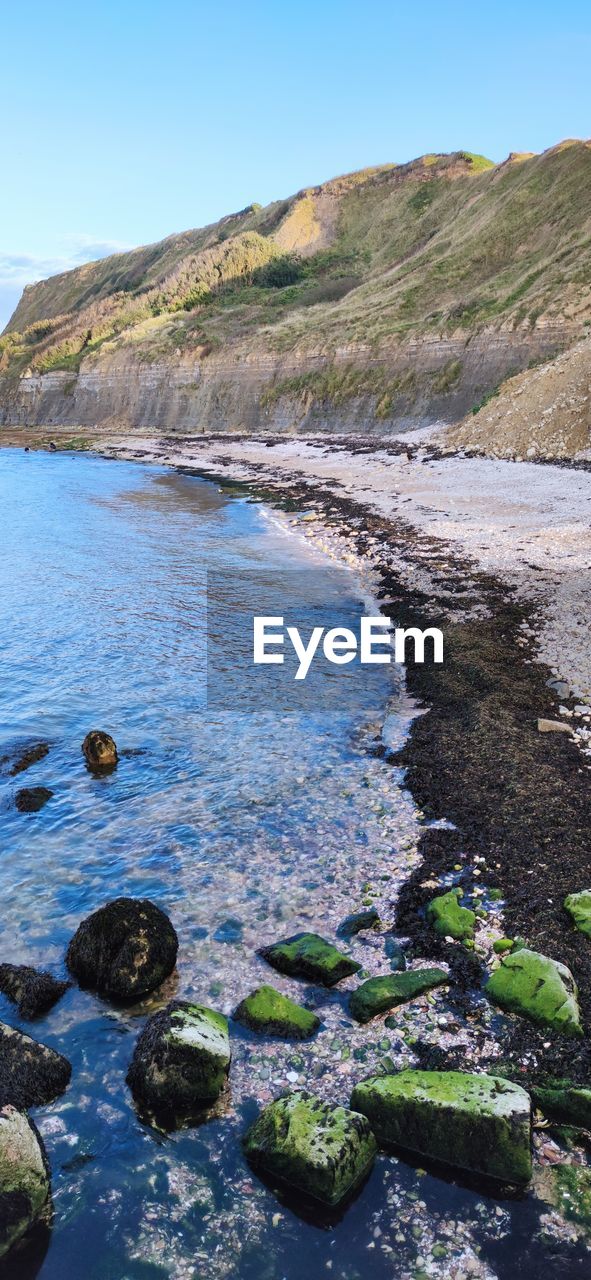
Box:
[14,786,53,813]
[0,1107,50,1260]
[243,1091,377,1207]
[485,948,582,1036]
[426,889,475,941]
[234,986,320,1039]
[493,939,514,955]
[0,1023,71,1109]
[384,936,407,971]
[66,897,178,1000]
[564,890,591,938]
[350,969,448,1024]
[337,908,381,938]
[127,1000,230,1112]
[0,964,69,1018]
[546,679,571,700]
[81,730,118,770]
[213,918,244,944]
[260,933,360,987]
[537,718,572,735]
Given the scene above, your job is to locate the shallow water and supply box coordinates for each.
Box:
[0,450,588,1279]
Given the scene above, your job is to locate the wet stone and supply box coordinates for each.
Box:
[14,786,53,813]
[384,935,407,971]
[485,947,582,1037]
[351,1069,532,1184]
[337,907,381,938]
[531,1080,591,1129]
[213,918,244,944]
[564,890,591,938]
[127,1000,231,1112]
[0,741,50,778]
[81,729,118,770]
[350,968,448,1023]
[66,897,178,1000]
[233,986,320,1039]
[426,889,476,942]
[242,1091,377,1207]
[0,1107,50,1261]
[0,1023,71,1109]
[0,964,69,1018]
[259,932,360,987]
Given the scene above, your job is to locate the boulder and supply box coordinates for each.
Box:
[351,1069,532,1184]
[0,1024,71,1109]
[485,947,582,1037]
[243,1091,377,1207]
[426,889,475,941]
[260,932,360,987]
[234,986,320,1039]
[14,787,53,813]
[0,741,50,778]
[531,1080,591,1129]
[337,908,381,938]
[81,730,118,770]
[0,1107,50,1260]
[350,968,448,1023]
[564,890,591,938]
[0,965,69,1018]
[127,1000,230,1111]
[66,897,178,1000]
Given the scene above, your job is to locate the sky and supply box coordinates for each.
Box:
[1,0,589,329]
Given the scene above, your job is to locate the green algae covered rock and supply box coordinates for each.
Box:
[485,947,582,1037]
[535,1163,591,1240]
[127,1000,230,1112]
[243,1091,377,1206]
[531,1079,591,1129]
[234,986,320,1039]
[351,1069,532,1184]
[0,1107,50,1260]
[349,968,448,1024]
[564,890,591,938]
[426,889,476,941]
[260,932,360,987]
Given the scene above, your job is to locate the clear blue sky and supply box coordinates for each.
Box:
[1,0,589,328]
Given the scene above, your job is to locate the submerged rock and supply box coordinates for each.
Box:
[0,1107,50,1261]
[337,907,381,938]
[243,1091,377,1207]
[66,897,178,1000]
[531,1079,591,1129]
[81,730,118,770]
[234,986,320,1039]
[260,932,360,987]
[349,968,448,1023]
[127,1000,230,1112]
[351,1069,532,1184]
[0,1023,71,1109]
[384,935,406,971]
[0,965,69,1018]
[485,947,582,1036]
[0,741,50,778]
[15,786,53,813]
[564,890,591,938]
[426,889,475,941]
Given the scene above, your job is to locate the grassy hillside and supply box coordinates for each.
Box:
[2,142,590,393]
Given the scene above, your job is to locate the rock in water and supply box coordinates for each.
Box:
[243,1092,377,1207]
[0,965,69,1018]
[485,947,582,1036]
[66,897,178,1000]
[351,1069,532,1184]
[81,730,118,770]
[426,889,476,941]
[234,986,320,1039]
[14,787,53,813]
[260,933,360,986]
[127,1001,230,1111]
[0,741,50,777]
[349,968,448,1023]
[0,1107,50,1261]
[564,890,591,937]
[337,907,381,938]
[0,1024,71,1109]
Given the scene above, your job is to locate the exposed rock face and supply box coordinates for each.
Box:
[485,947,582,1036]
[243,1092,377,1207]
[349,968,448,1024]
[260,932,360,987]
[0,965,69,1018]
[0,1024,71,1109]
[233,986,320,1039]
[66,897,178,1000]
[351,1069,532,1184]
[426,889,475,941]
[564,890,591,937]
[0,1108,50,1261]
[14,786,53,813]
[127,1001,230,1112]
[81,730,118,770]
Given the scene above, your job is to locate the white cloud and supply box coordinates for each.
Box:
[0,234,133,291]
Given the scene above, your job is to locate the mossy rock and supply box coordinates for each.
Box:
[127,1000,230,1112]
[564,890,591,938]
[337,908,381,938]
[259,933,360,987]
[0,964,69,1017]
[243,1091,377,1207]
[426,889,476,941]
[0,1107,50,1260]
[493,939,513,955]
[351,1069,532,1184]
[531,1079,591,1129]
[0,1023,71,1110]
[349,968,448,1024]
[234,986,320,1039]
[535,1163,591,1239]
[485,948,582,1037]
[67,897,178,1000]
